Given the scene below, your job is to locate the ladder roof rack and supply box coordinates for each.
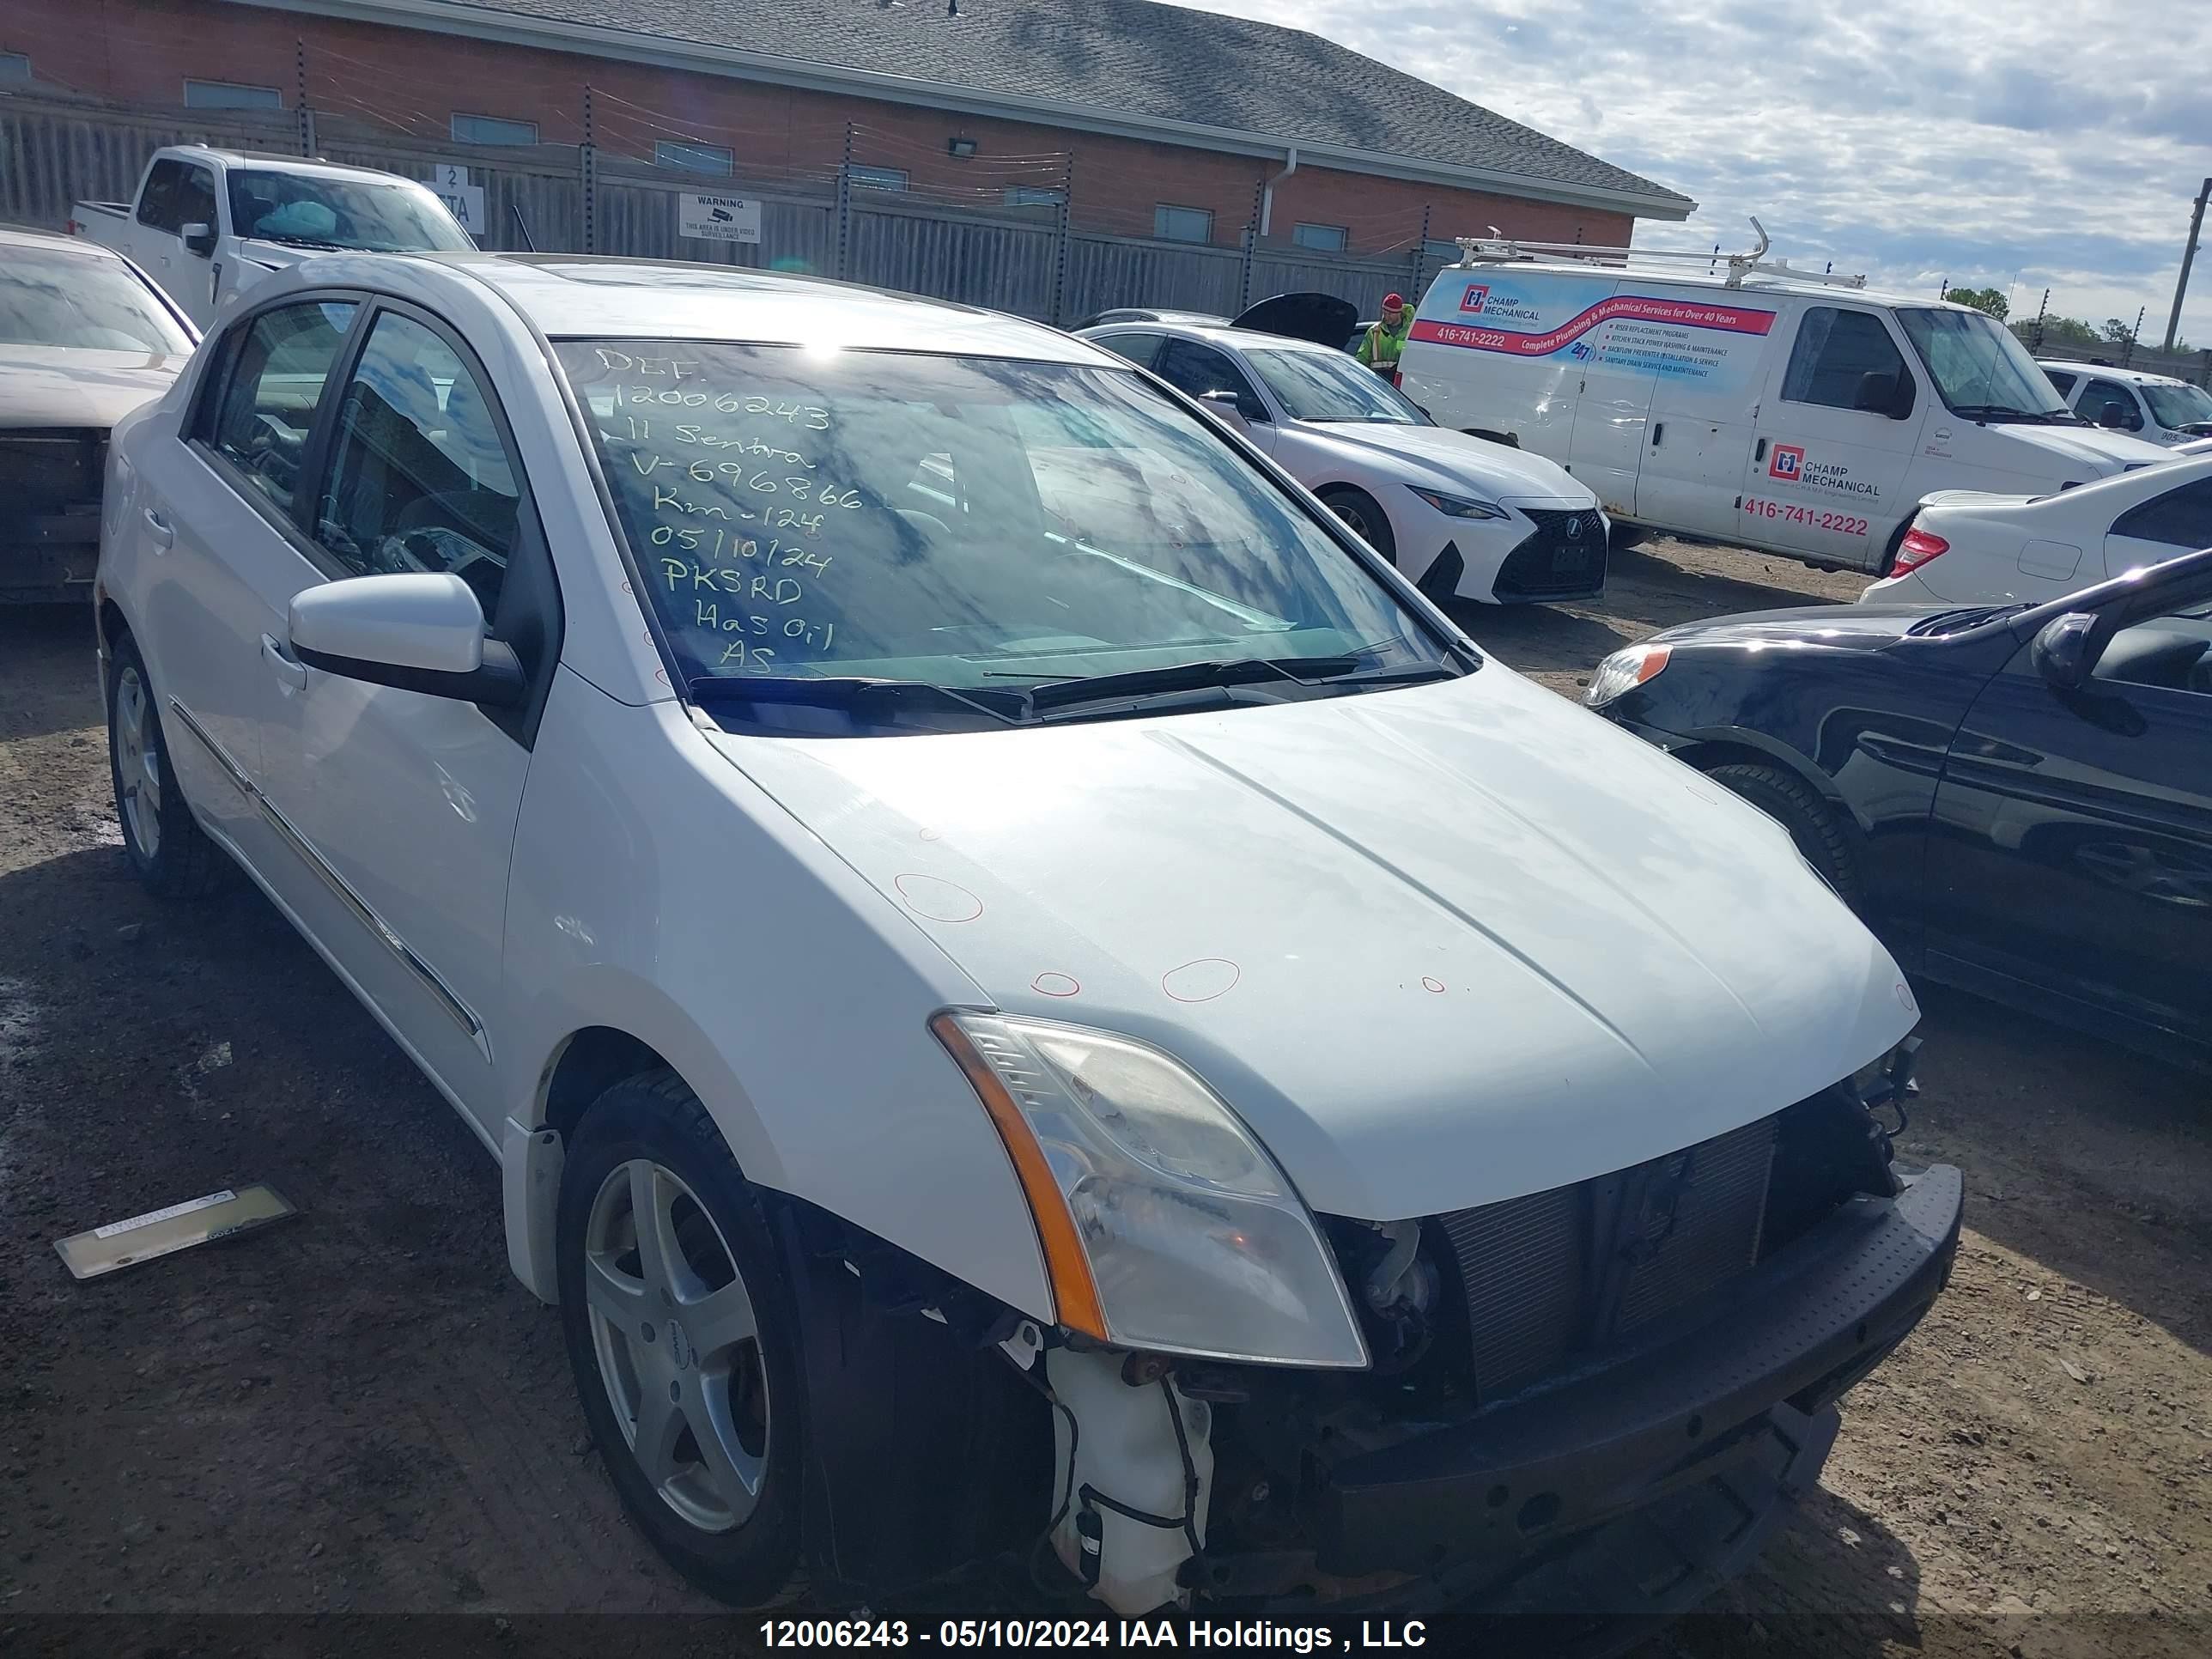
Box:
[1453,217,1868,290]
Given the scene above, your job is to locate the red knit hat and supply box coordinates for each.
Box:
[1382,292,1406,311]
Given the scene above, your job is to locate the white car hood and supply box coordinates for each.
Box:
[237,238,312,271]
[1287,421,1591,504]
[708,668,1913,1221]
[2001,422,2172,474]
[0,345,184,428]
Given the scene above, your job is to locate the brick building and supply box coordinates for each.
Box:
[2,0,1693,261]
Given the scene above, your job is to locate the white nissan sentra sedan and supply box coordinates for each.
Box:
[96,254,1960,1631]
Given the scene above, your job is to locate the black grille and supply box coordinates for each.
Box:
[1493,507,1608,599]
[1438,1115,1777,1403]
[0,428,106,518]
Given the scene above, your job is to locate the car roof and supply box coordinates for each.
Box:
[0,222,127,257]
[1083,319,1343,355]
[1449,259,1964,312]
[2037,361,2187,388]
[284,252,1124,365]
[161,144,446,186]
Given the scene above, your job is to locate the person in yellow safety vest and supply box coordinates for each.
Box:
[1358,292,1412,380]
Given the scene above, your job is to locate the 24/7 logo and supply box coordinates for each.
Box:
[1457,283,1492,314]
[1767,443,1806,482]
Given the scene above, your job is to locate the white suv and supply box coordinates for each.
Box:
[96,253,1958,1629]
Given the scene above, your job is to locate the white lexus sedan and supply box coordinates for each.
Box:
[96,254,1956,1631]
[1863,452,2212,607]
[1079,320,1608,605]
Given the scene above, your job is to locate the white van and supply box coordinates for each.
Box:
[1399,226,2173,574]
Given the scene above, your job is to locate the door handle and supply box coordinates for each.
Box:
[1753,437,1768,462]
[1650,422,1665,448]
[143,507,174,549]
[260,633,307,692]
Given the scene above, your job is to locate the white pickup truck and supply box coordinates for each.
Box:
[70,145,475,328]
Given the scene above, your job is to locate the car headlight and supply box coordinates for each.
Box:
[1584,641,1671,707]
[1410,487,1510,521]
[933,1012,1369,1369]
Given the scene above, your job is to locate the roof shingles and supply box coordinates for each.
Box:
[447,0,1691,209]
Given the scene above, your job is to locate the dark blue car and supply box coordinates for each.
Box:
[1589,550,2212,1069]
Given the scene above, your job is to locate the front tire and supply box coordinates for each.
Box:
[1319,486,1397,565]
[1703,762,1863,909]
[556,1072,805,1606]
[106,633,228,898]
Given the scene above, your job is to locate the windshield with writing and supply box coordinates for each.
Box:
[0,247,191,354]
[228,171,474,252]
[557,342,1444,699]
[1243,346,1429,424]
[1896,307,2073,418]
[2142,380,2212,428]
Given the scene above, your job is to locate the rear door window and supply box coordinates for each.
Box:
[2112,477,2212,549]
[201,300,360,518]
[2044,369,2078,396]
[1095,331,1164,369]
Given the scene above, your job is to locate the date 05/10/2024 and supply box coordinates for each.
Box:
[758,1617,1432,1650]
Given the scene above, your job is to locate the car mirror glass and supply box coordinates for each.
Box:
[2030,611,2099,690]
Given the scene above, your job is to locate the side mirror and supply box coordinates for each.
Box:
[2029,611,2100,690]
[1198,388,1253,432]
[2095,406,2130,430]
[289,573,527,707]
[1855,370,1916,421]
[180,222,216,258]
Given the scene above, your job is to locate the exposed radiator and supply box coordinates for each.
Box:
[1438,1115,1778,1404]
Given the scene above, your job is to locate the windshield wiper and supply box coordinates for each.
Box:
[1025,651,1458,720]
[1905,603,2028,636]
[1950,404,2081,425]
[686,675,1028,726]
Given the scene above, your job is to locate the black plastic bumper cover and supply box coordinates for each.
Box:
[1316,1164,1963,1579]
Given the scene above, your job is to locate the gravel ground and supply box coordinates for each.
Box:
[3,538,2207,1657]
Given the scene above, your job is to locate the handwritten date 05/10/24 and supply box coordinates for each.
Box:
[1740,499,1869,538]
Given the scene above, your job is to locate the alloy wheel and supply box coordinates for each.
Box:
[115,665,163,860]
[582,1158,770,1533]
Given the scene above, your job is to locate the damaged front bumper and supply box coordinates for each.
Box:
[1209,1164,1961,1625]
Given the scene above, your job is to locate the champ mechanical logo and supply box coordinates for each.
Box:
[1457,283,1492,314]
[1768,444,1806,482]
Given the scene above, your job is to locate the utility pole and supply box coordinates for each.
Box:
[2162,176,2209,351]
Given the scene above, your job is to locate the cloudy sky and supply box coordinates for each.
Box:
[1173,0,2212,349]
